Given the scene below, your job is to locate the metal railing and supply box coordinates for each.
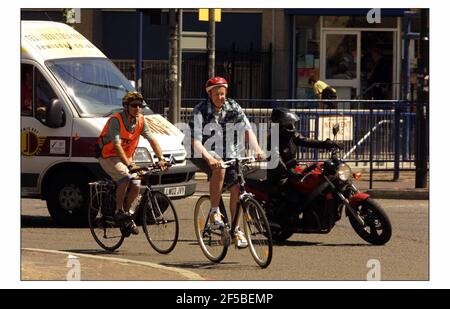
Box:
[152,99,422,175]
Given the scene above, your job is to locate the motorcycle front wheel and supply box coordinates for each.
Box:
[348,198,392,245]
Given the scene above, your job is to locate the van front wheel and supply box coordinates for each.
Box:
[47,173,91,226]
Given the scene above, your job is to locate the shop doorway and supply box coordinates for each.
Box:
[322,30,360,99]
[321,30,396,100]
[360,31,394,99]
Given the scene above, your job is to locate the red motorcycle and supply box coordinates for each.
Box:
[245,125,392,245]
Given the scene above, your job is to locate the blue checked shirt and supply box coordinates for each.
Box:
[189,98,253,159]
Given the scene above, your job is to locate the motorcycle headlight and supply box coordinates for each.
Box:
[337,164,352,181]
[133,147,153,163]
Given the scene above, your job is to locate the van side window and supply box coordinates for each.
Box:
[21,64,33,116]
[34,69,58,125]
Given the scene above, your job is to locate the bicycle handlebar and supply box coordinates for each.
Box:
[129,154,179,174]
[220,156,258,169]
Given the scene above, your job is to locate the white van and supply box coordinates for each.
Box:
[21,21,196,225]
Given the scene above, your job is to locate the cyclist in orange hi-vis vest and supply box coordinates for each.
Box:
[97,91,168,235]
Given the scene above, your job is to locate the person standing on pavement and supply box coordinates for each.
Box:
[308,77,337,108]
[97,91,168,236]
[189,77,265,248]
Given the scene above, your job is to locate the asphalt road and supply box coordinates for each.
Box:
[21,196,428,280]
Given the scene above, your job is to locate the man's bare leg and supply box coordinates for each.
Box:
[210,168,226,210]
[124,182,140,213]
[229,184,240,220]
[115,182,128,212]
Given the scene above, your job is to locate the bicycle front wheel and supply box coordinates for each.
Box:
[242,197,273,268]
[142,191,179,254]
[88,191,124,251]
[194,195,229,263]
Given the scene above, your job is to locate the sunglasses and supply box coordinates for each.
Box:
[129,103,143,108]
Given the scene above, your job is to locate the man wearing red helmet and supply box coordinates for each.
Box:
[189,77,265,248]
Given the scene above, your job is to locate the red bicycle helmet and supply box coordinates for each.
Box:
[205,76,228,93]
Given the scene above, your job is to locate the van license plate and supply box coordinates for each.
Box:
[164,186,185,197]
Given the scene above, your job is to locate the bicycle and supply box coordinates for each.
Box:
[194,156,273,268]
[88,160,179,254]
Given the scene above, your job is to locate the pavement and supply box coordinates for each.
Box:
[21,248,203,281]
[21,170,428,282]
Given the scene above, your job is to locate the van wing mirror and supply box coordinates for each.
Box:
[47,98,65,128]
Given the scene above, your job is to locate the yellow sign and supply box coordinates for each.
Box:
[21,127,46,157]
[199,9,221,22]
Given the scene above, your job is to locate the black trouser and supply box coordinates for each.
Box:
[321,87,337,108]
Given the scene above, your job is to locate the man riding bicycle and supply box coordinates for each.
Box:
[97,91,168,236]
[189,77,265,248]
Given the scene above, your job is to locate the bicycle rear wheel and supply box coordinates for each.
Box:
[142,191,179,254]
[242,197,273,268]
[88,190,124,251]
[194,195,229,263]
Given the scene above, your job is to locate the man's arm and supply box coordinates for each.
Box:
[189,104,222,168]
[140,119,167,170]
[114,142,133,167]
[313,83,322,99]
[146,136,168,171]
[237,105,264,159]
[245,130,264,159]
[293,132,337,149]
[141,120,164,160]
[192,139,222,169]
[148,137,164,161]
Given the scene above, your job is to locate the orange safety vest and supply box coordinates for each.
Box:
[99,113,144,159]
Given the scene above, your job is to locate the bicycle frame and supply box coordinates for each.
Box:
[89,162,179,253]
[202,157,254,239]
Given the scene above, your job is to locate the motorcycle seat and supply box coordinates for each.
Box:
[245,169,273,192]
[245,168,267,182]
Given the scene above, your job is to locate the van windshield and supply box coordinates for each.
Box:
[46,58,153,117]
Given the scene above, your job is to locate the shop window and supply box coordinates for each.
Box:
[323,16,397,28]
[325,34,357,80]
[295,16,320,99]
[361,31,394,99]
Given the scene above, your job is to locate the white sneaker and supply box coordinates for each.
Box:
[233,230,248,249]
[210,210,224,227]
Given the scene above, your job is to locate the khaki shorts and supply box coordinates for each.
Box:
[99,157,131,184]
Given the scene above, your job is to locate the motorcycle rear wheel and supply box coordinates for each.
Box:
[348,198,392,245]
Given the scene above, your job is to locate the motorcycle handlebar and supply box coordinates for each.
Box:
[302,163,318,174]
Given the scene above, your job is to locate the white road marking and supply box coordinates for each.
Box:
[22,248,204,280]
